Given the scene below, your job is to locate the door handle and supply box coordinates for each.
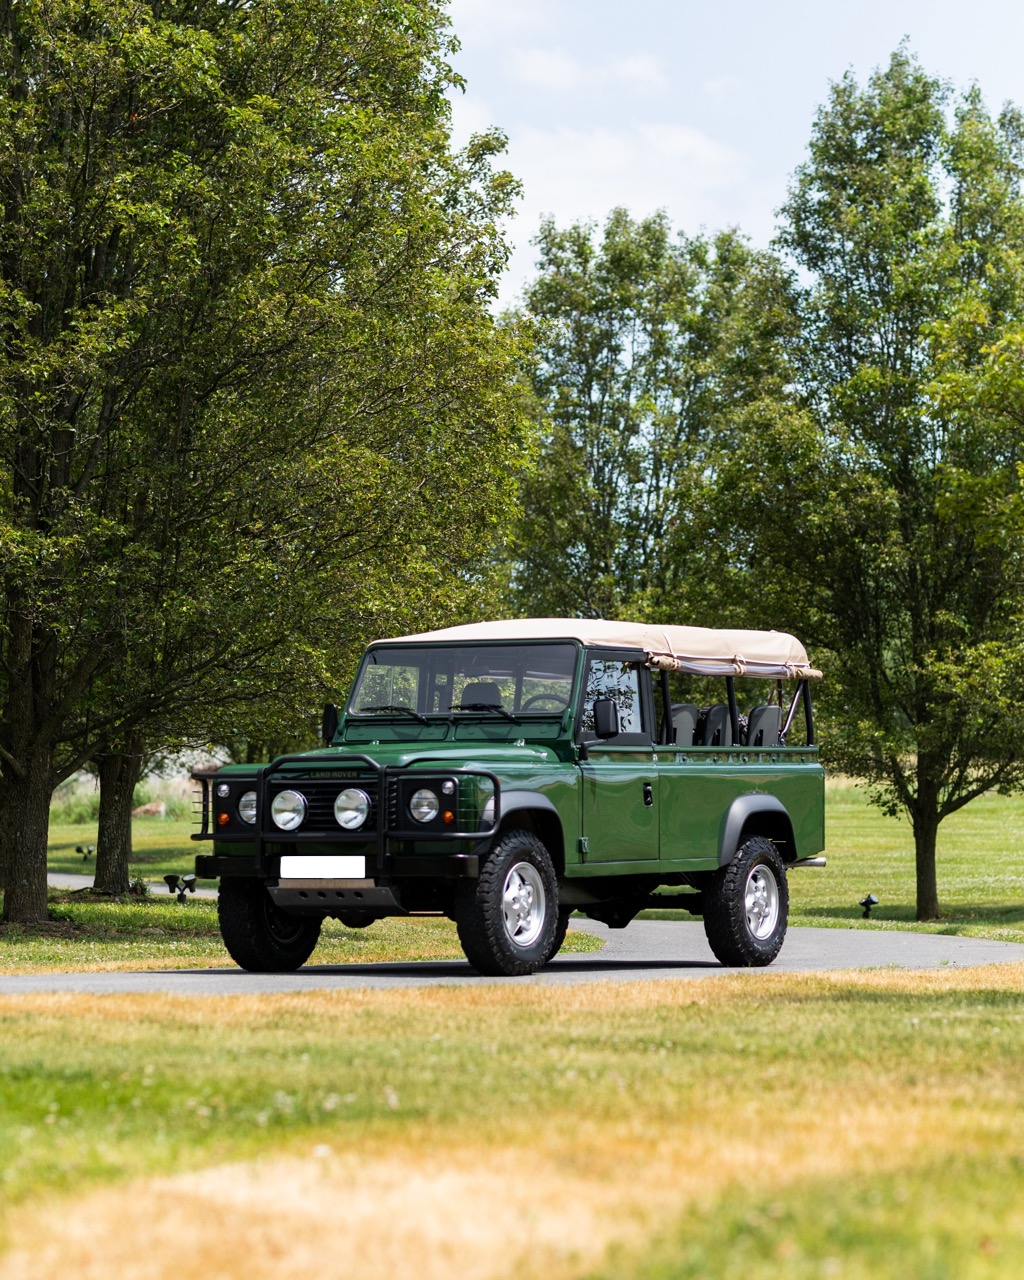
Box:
[643,782,654,807]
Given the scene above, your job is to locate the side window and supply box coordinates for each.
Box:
[353,660,420,711]
[581,658,645,734]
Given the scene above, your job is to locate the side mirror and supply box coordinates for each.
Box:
[321,702,339,746]
[593,698,619,739]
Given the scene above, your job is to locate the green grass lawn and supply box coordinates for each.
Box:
[791,780,1024,937]
[0,782,1019,1277]
[0,895,602,973]
[1,968,1022,1277]
[47,816,202,883]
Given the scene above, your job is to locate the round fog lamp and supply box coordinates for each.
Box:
[216,783,230,798]
[410,788,439,823]
[237,791,258,825]
[334,787,370,830]
[271,789,307,831]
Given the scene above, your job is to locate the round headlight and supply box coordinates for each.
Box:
[410,788,439,823]
[271,789,307,831]
[237,790,258,825]
[334,787,370,830]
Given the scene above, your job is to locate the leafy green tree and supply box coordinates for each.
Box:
[511,209,796,620]
[0,0,532,918]
[733,50,1024,919]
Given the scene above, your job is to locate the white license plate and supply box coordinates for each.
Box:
[279,855,367,879]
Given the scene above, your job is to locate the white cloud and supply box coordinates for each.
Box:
[514,122,745,222]
[507,47,670,98]
[494,122,756,307]
[614,55,670,95]
[511,48,589,92]
[448,88,502,149]
[703,76,742,106]
[446,0,547,45]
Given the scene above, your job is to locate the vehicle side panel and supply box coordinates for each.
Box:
[485,762,581,862]
[657,748,825,868]
[578,745,658,862]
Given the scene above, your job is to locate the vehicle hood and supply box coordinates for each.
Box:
[312,742,560,770]
[211,742,561,775]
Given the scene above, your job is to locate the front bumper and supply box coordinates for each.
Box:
[194,852,480,880]
[193,753,497,883]
[267,880,403,913]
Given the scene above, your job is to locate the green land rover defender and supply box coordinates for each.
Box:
[193,619,826,975]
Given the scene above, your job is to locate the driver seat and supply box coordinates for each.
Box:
[459,681,503,708]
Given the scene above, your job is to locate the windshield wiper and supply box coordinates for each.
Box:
[360,705,430,725]
[455,703,521,724]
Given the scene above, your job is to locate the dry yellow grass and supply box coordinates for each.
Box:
[2,967,1023,1279]
[6,956,1021,1022]
[1,1093,995,1280]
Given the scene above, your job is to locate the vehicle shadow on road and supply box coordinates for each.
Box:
[185,957,726,979]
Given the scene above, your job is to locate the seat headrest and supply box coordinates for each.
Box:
[459,681,503,708]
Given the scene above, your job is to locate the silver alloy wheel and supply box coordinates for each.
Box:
[501,860,547,948]
[744,863,780,939]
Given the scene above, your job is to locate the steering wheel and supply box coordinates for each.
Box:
[520,693,570,712]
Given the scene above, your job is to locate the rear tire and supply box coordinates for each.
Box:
[218,877,322,972]
[456,830,558,976]
[703,836,788,967]
[337,911,375,929]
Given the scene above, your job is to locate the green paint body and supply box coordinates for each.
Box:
[195,638,825,911]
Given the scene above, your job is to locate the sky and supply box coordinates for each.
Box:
[446,0,1024,307]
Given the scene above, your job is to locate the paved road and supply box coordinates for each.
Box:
[5,915,1024,995]
[48,871,217,898]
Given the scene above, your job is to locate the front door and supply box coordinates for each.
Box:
[577,653,658,864]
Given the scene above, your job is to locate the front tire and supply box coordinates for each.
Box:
[703,836,788,967]
[545,907,573,964]
[456,830,559,975]
[218,877,322,972]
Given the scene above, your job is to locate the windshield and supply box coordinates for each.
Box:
[349,643,579,717]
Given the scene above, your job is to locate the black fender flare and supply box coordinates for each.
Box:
[719,795,795,867]
[487,791,565,871]
[498,790,561,825]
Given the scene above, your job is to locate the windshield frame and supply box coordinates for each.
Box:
[346,640,584,723]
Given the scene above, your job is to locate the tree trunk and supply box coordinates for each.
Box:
[912,810,941,921]
[93,734,146,895]
[0,752,55,923]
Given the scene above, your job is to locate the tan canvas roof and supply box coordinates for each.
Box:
[378,618,822,680]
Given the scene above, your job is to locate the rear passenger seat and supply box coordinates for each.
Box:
[671,702,698,746]
[696,704,732,747]
[746,705,782,747]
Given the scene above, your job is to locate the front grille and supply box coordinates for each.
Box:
[267,776,379,835]
[248,763,498,844]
